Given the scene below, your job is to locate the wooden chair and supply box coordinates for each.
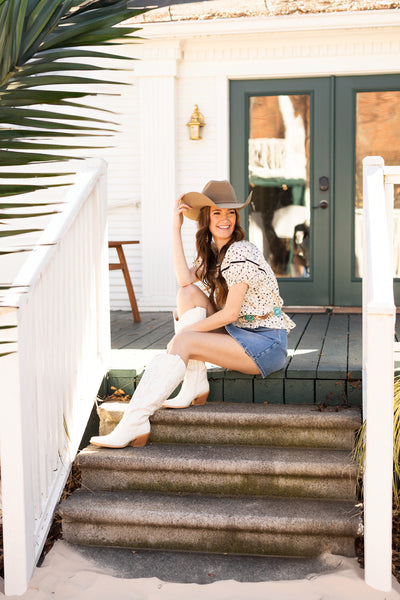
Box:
[108,240,141,322]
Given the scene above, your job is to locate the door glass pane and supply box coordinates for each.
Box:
[248,94,311,278]
[355,91,400,278]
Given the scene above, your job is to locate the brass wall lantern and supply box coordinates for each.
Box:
[186,104,205,140]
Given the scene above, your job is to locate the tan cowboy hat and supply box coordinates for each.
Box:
[182,180,253,221]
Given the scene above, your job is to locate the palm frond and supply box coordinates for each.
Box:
[0,229,42,238]
[0,0,147,206]
[0,201,64,206]
[0,0,150,363]
[1,106,118,124]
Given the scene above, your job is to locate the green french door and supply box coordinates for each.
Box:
[335,75,400,306]
[230,75,400,307]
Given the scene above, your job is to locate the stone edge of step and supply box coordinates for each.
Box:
[77,444,357,479]
[59,490,362,536]
[97,402,361,429]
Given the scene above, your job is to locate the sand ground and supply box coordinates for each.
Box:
[1,541,400,600]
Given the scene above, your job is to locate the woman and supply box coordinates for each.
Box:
[90,180,295,449]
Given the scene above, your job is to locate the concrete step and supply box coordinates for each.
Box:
[97,402,361,450]
[60,490,361,558]
[79,443,357,500]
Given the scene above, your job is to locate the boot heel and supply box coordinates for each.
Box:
[192,392,208,406]
[131,433,150,447]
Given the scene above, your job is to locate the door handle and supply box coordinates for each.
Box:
[313,200,329,209]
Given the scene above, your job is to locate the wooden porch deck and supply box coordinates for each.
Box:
[110,311,371,406]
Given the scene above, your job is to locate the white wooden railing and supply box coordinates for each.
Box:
[362,156,397,592]
[0,160,110,596]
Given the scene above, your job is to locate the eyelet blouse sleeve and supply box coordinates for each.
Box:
[221,241,271,288]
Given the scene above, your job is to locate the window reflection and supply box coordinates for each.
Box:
[355,91,400,278]
[248,95,311,278]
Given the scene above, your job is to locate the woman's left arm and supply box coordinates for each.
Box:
[181,282,248,332]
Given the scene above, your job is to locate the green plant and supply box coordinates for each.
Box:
[353,375,400,507]
[0,0,149,355]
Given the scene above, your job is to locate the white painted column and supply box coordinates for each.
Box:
[136,43,182,310]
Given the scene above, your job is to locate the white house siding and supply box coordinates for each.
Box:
[102,10,400,311]
[63,45,144,310]
[104,70,143,309]
[101,51,143,310]
[177,76,223,272]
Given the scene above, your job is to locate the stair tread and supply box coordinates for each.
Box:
[60,490,361,535]
[98,402,361,449]
[101,402,361,429]
[80,443,356,477]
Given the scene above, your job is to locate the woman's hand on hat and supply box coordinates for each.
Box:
[173,195,191,230]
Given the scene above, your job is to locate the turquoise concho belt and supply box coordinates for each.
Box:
[243,307,282,322]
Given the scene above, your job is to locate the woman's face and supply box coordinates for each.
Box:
[208,207,237,249]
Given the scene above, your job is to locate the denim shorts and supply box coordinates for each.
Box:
[225,323,288,378]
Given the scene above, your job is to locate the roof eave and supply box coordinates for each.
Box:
[132,8,400,39]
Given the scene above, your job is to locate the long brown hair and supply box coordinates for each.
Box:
[194,206,245,310]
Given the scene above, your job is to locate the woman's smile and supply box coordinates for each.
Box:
[209,207,237,248]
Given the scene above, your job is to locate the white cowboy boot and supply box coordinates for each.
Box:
[162,306,209,409]
[90,353,186,448]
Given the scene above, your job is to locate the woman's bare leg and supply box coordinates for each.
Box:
[168,330,261,375]
[172,284,260,374]
[176,284,214,319]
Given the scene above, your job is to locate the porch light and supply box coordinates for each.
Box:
[186,104,205,140]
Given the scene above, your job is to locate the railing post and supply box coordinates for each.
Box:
[0,306,36,595]
[385,179,394,276]
[0,160,110,596]
[94,162,111,365]
[362,156,395,592]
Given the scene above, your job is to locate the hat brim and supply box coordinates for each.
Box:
[181,190,253,221]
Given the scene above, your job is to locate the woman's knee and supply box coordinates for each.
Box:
[176,284,210,315]
[177,283,201,304]
[168,331,193,361]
